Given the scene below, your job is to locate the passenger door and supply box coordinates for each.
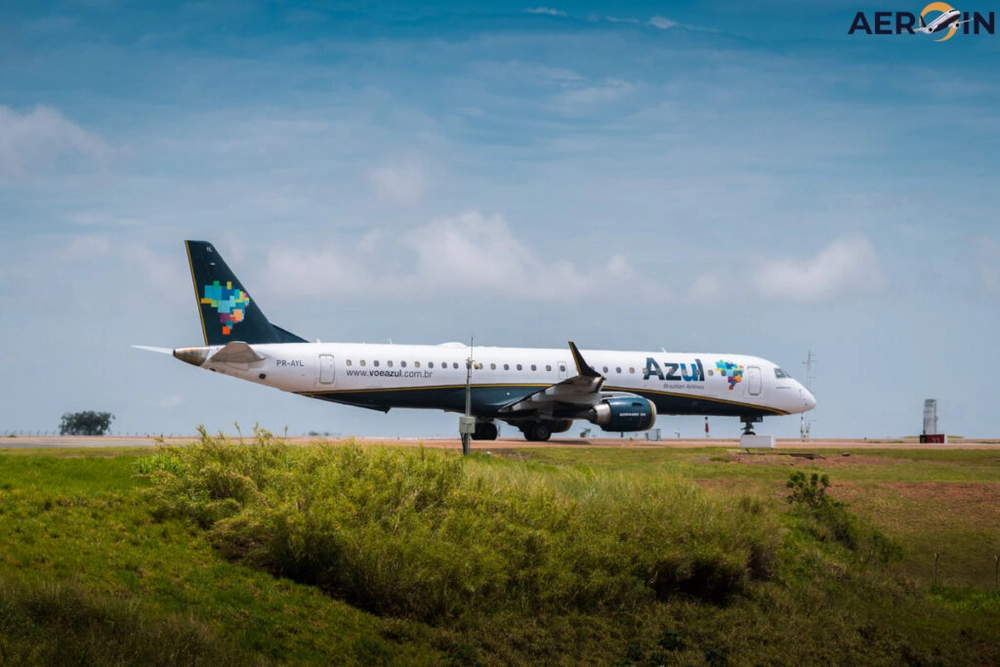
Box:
[746,366,762,396]
[319,354,335,386]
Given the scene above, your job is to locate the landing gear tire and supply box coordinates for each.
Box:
[523,422,552,442]
[471,422,498,441]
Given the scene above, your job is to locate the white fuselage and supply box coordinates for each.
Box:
[164,239,817,440]
[190,341,816,420]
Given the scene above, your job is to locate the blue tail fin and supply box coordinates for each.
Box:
[186,240,306,346]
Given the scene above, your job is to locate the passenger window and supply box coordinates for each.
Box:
[374,361,380,367]
[360,360,367,367]
[387,361,393,368]
[559,364,566,373]
[504,364,510,371]
[603,366,609,373]
[546,364,552,371]
[531,364,537,371]
[346,360,352,367]
[428,362,434,369]
[616,367,622,374]
[629,367,635,374]
[490,363,496,370]
[401,361,406,368]
[516,364,523,371]
[414,361,420,368]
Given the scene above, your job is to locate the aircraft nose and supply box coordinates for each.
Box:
[800,386,817,411]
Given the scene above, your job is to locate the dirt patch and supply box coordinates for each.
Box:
[712,452,906,468]
[834,481,1000,504]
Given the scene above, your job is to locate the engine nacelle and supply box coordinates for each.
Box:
[587,396,657,432]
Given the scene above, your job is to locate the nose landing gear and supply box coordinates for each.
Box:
[741,415,762,436]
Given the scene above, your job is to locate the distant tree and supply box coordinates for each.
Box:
[59,411,115,436]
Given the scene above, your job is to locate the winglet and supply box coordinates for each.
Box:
[568,341,602,378]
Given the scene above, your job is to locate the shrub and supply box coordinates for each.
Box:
[141,435,784,624]
[58,411,114,436]
[785,471,902,565]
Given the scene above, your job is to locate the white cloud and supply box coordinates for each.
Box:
[687,273,722,301]
[367,159,427,206]
[752,235,884,302]
[22,15,78,36]
[974,236,1000,298]
[407,211,627,300]
[158,395,185,409]
[649,16,678,29]
[558,79,637,106]
[120,242,190,302]
[606,254,631,279]
[67,212,141,227]
[0,105,109,181]
[57,235,114,261]
[525,7,567,16]
[262,210,634,302]
[264,246,371,298]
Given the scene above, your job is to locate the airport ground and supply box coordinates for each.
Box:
[2,431,998,663]
[3,435,999,449]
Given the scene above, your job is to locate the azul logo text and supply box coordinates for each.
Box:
[643,358,705,382]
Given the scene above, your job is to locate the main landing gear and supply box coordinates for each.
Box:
[521,421,552,442]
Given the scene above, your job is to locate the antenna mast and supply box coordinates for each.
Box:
[800,350,816,441]
[459,336,476,456]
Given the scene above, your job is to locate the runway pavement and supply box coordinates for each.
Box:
[2,435,998,449]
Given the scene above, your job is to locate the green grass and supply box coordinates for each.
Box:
[0,444,440,665]
[1,436,999,664]
[515,446,1000,589]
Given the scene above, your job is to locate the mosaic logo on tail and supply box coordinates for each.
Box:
[716,360,744,390]
[201,280,250,335]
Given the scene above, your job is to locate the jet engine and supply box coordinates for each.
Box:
[587,396,657,432]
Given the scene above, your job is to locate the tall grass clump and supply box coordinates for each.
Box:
[138,426,297,528]
[785,471,903,566]
[140,434,782,625]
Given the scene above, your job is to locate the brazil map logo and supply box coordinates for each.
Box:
[715,360,744,390]
[201,280,250,335]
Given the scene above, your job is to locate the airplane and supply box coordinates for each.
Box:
[136,241,816,442]
[915,8,964,36]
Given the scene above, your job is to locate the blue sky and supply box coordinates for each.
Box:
[2,1,999,439]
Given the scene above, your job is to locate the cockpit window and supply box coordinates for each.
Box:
[774,367,789,379]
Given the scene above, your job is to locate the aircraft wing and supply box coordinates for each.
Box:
[498,341,612,417]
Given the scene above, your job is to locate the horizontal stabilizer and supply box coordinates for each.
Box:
[210,341,266,363]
